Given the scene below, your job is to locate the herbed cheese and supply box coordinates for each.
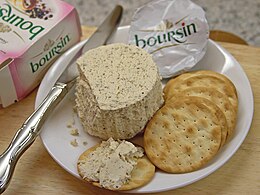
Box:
[77,138,144,190]
[75,43,164,139]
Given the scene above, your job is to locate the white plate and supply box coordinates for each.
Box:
[35,26,254,193]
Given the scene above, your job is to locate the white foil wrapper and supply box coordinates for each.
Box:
[128,0,209,78]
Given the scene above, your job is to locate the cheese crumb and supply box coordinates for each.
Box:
[78,138,144,190]
[70,139,78,147]
[67,118,75,128]
[70,128,79,136]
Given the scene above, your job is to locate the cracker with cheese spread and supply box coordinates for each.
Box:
[77,138,155,191]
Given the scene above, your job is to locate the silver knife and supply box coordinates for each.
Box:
[0,5,123,194]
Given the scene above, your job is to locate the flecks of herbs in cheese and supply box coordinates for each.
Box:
[77,138,144,190]
[77,44,158,110]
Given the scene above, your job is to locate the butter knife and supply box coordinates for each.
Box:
[0,5,123,193]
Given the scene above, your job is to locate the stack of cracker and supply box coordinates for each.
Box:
[144,70,238,173]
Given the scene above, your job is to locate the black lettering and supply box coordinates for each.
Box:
[2,13,15,22]
[29,25,45,40]
[134,34,146,48]
[10,15,24,26]
[147,36,157,46]
[176,28,184,39]
[63,35,70,45]
[182,26,188,37]
[157,34,163,44]
[187,23,197,35]
[39,57,46,66]
[163,33,167,42]
[167,31,175,41]
[56,42,63,52]
[30,62,39,73]
[0,6,9,17]
[45,52,53,62]
[20,21,33,30]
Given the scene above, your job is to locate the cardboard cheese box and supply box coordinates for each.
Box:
[0,0,81,107]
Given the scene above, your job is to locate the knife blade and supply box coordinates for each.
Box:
[0,5,123,194]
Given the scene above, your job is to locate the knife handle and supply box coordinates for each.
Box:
[0,83,69,194]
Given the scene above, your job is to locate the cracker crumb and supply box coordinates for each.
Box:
[73,106,77,114]
[70,128,79,136]
[67,124,73,128]
[70,139,78,147]
[67,118,75,128]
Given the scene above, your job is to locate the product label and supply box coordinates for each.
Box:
[129,0,209,78]
[0,0,81,107]
[0,3,45,40]
[30,34,71,73]
[134,18,198,52]
[0,0,68,59]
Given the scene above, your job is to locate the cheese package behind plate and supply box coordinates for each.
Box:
[128,0,209,78]
[0,0,81,108]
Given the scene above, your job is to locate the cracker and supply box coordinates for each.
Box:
[191,70,237,97]
[171,96,228,147]
[163,72,192,97]
[169,87,236,141]
[77,144,155,191]
[144,96,222,173]
[163,70,238,113]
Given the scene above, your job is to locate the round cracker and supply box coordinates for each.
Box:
[169,96,228,147]
[164,70,237,97]
[191,70,237,97]
[144,96,222,173]
[163,70,238,113]
[169,87,237,141]
[77,143,155,191]
[163,72,192,97]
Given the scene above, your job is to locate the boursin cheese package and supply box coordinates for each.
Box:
[0,0,81,108]
[129,0,209,78]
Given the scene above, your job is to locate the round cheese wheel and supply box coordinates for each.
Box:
[75,43,164,139]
